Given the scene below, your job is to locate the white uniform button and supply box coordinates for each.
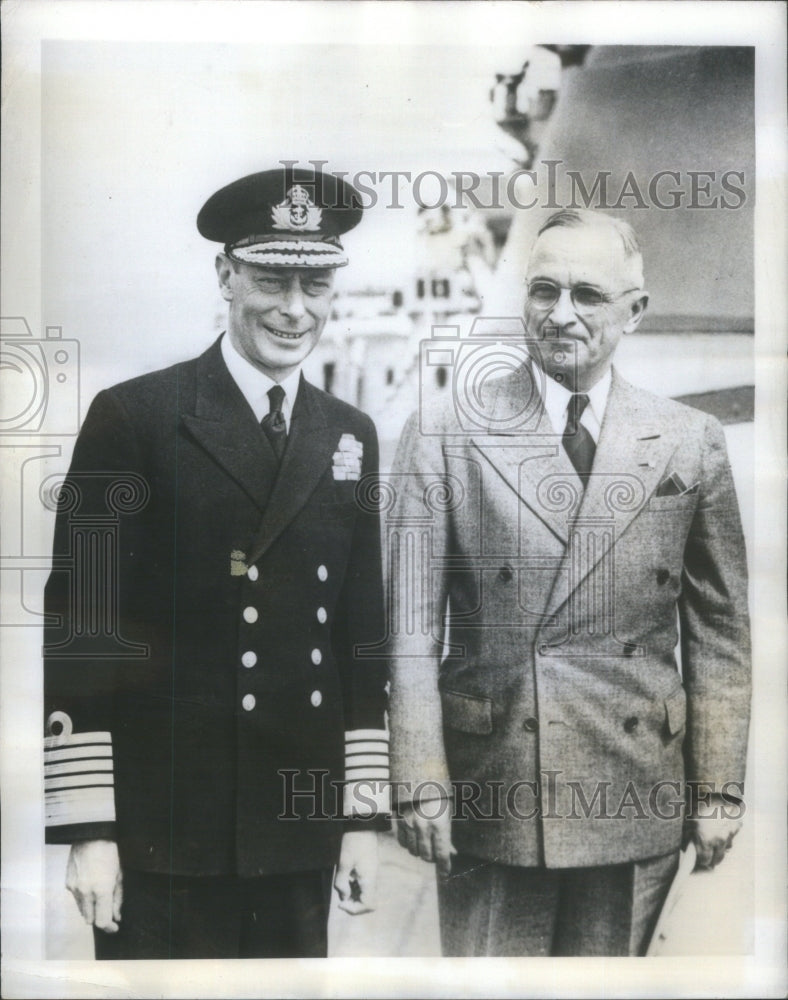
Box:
[316,607,327,624]
[247,565,259,582]
[310,690,323,707]
[317,564,328,582]
[243,606,258,624]
[311,648,322,665]
[241,651,257,668]
[242,694,256,711]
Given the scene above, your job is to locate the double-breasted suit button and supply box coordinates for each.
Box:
[242,694,256,712]
[311,648,322,665]
[498,565,513,583]
[247,565,259,582]
[241,651,257,668]
[656,568,670,585]
[523,717,539,733]
[316,607,327,624]
[310,690,322,707]
[317,565,328,582]
[624,716,639,733]
[243,607,258,624]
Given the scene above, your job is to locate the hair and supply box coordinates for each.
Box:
[539,208,641,257]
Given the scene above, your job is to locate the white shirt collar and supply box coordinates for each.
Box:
[221,333,301,429]
[532,361,612,443]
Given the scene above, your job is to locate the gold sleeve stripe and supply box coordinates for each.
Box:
[44,728,115,828]
[343,779,391,818]
[46,787,116,827]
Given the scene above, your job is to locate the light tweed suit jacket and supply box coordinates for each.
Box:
[388,364,750,868]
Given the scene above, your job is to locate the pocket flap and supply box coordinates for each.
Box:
[441,689,493,735]
[664,686,687,736]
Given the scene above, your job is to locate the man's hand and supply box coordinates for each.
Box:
[688,793,743,870]
[396,800,456,878]
[65,839,123,933]
[334,830,378,915]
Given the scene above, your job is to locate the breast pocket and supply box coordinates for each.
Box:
[441,689,493,735]
[647,493,698,513]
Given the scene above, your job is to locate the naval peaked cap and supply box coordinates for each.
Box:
[197,167,364,268]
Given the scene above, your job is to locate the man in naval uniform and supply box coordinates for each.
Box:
[388,208,750,955]
[43,167,389,959]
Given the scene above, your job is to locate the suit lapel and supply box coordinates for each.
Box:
[544,370,681,619]
[247,377,334,564]
[470,365,579,545]
[180,339,278,509]
[575,373,677,527]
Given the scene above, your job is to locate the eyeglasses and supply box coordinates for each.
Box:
[527,280,641,315]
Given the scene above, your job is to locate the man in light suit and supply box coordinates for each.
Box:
[388,208,750,955]
[44,167,389,958]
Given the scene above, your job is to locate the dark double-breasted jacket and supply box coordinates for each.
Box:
[44,337,389,877]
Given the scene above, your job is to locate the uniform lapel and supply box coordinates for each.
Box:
[469,365,579,545]
[544,369,681,619]
[181,338,278,509]
[247,377,334,564]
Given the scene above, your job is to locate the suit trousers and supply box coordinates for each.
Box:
[438,851,679,956]
[94,868,333,959]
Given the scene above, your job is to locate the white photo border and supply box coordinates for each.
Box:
[1,2,785,998]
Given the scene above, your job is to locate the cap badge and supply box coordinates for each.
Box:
[271,184,322,232]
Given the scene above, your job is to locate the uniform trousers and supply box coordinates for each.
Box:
[438,851,680,956]
[94,868,333,959]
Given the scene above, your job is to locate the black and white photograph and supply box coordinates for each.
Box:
[1,2,785,997]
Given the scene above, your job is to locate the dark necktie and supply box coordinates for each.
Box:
[563,393,596,486]
[261,384,287,462]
